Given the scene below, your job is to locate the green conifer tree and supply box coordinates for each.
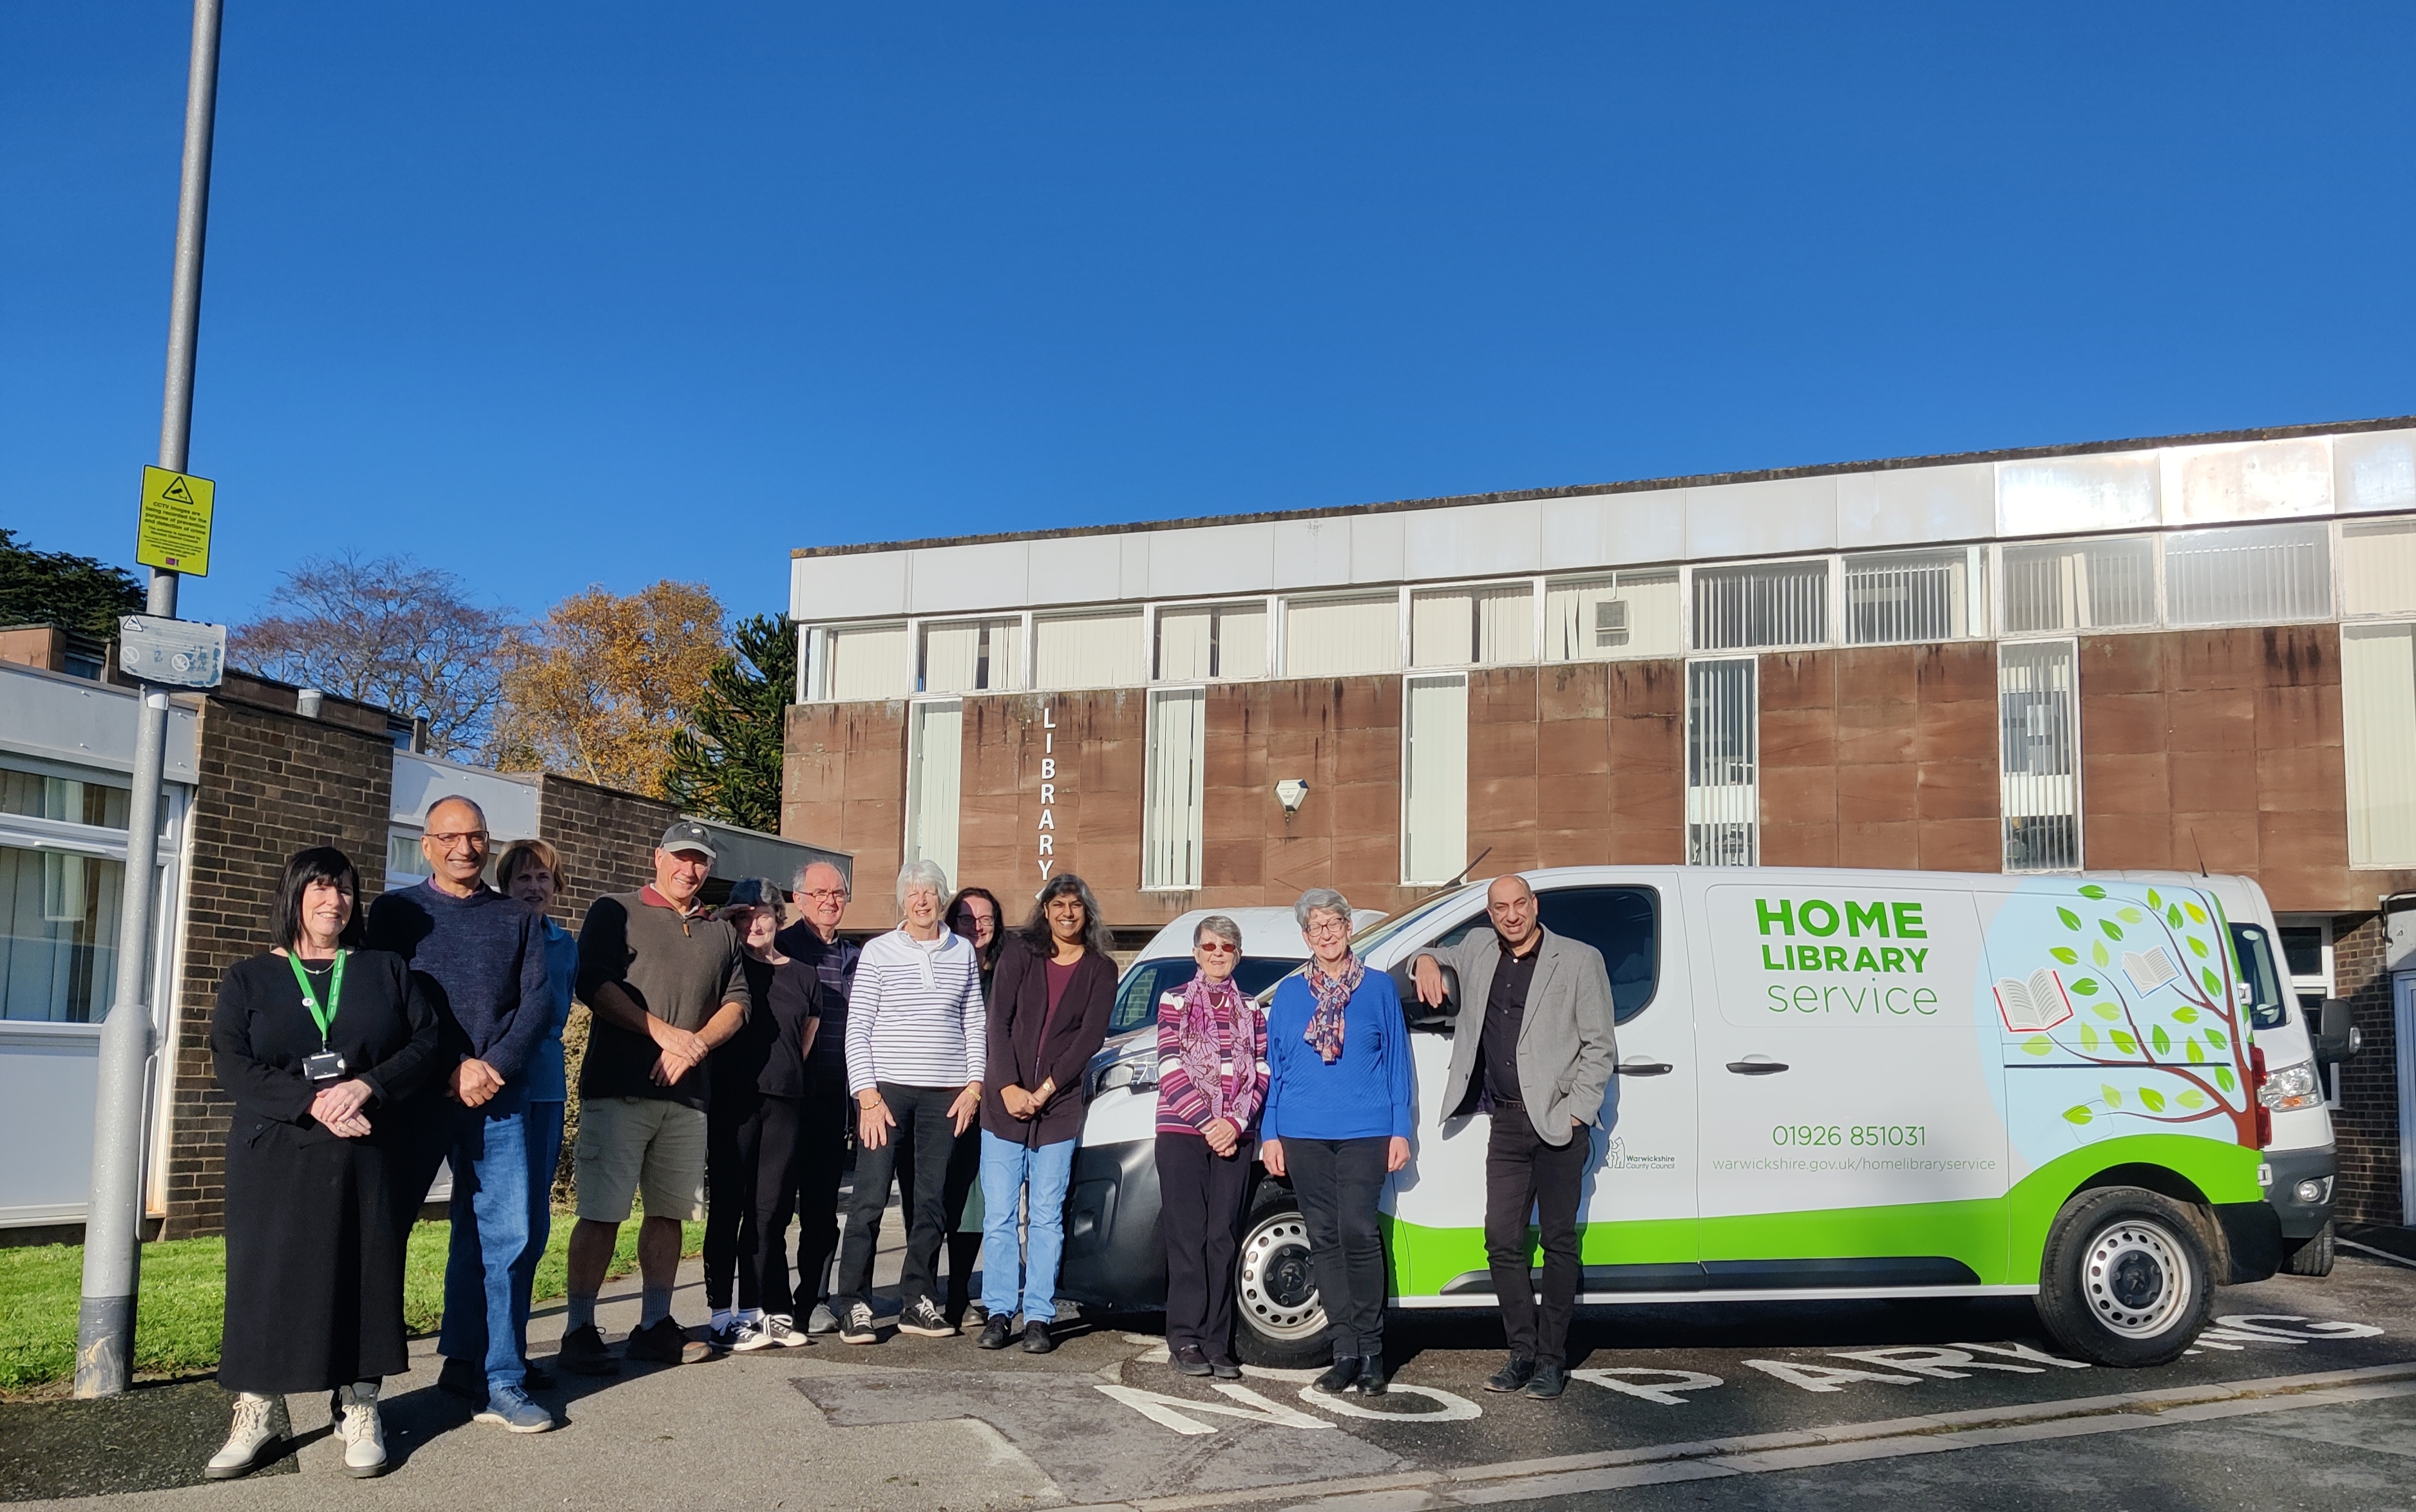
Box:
[663,612,794,832]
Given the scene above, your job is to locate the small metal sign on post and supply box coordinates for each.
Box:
[118,614,225,690]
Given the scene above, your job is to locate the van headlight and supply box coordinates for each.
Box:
[1086,1048,1159,1100]
[2258,1059,2321,1112]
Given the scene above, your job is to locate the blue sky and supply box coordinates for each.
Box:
[4,3,2411,630]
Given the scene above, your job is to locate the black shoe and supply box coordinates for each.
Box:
[1521,1363,1568,1399]
[899,1297,958,1338]
[520,1361,555,1392]
[1313,1356,1361,1395]
[437,1356,486,1401]
[1485,1355,1537,1394]
[1209,1355,1242,1380]
[1022,1320,1056,1354]
[557,1325,619,1376]
[1173,1345,1212,1377]
[1353,1352,1389,1397]
[976,1314,1016,1350]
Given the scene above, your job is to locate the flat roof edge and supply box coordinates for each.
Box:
[790,413,2416,562]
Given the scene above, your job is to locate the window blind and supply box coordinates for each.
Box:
[1684,658,1757,866]
[1410,584,1534,667]
[2343,624,2416,867]
[1284,594,1401,678]
[1402,674,1469,884]
[1692,562,1827,650]
[919,618,1021,694]
[2343,520,2416,617]
[2001,537,2156,634]
[1156,602,1268,681]
[1034,610,1145,690]
[1844,549,1974,645]
[1999,640,2081,873]
[1544,571,1681,661]
[904,700,963,884]
[1143,687,1207,889]
[2165,522,2332,626]
[824,623,911,701]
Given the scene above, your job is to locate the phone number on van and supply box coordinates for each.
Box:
[1771,1124,1928,1148]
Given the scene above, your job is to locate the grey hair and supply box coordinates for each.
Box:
[1294,887,1353,932]
[896,858,951,906]
[1194,914,1243,950]
[794,858,850,895]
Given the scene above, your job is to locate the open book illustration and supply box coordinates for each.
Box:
[1995,968,2075,1033]
[2121,947,2180,996]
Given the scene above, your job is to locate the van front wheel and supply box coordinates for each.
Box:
[2036,1186,2214,1367]
[1233,1187,1331,1369]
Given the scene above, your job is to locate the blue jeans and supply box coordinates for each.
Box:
[979,1131,1076,1324]
[440,1102,560,1388]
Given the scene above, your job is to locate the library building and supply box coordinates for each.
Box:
[778,417,2416,1224]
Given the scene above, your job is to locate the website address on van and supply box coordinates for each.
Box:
[1709,1157,2001,1173]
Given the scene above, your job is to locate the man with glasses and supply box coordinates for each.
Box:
[365,796,556,1432]
[774,860,859,1334]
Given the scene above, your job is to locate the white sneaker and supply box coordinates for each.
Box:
[205,1392,287,1480]
[735,1314,810,1352]
[334,1383,388,1478]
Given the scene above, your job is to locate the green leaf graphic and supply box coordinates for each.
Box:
[2172,1006,2199,1023]
[2092,940,2111,968]
[2100,919,2125,941]
[2111,1030,2139,1055]
[2101,1084,2124,1108]
[2202,967,2223,997]
[2058,907,2082,931]
[2063,1106,2093,1126]
[2187,1038,2205,1063]
[2178,1088,2207,1109]
[2139,1087,2166,1112]
[2071,978,2100,996]
[2093,1003,2120,1021]
[2147,887,2163,909]
[2118,907,2145,924]
[2214,1066,2236,1092]
[2022,1037,2054,1057]
[2051,947,2080,965]
[2205,1028,2227,1050]
[2080,1024,2100,1052]
[2078,884,2108,900]
[2151,1025,2171,1055]
[2185,902,2207,923]
[2187,936,2209,959]
[2168,905,2185,928]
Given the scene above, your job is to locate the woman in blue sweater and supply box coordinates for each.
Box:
[1260,887,1414,1398]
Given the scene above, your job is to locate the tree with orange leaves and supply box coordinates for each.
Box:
[491,580,727,797]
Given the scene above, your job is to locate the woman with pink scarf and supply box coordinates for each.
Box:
[1153,915,1268,1380]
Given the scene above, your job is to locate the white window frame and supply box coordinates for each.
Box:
[1400,672,1470,886]
[1141,685,1208,891]
[901,697,964,884]
[1997,638,2084,874]
[1682,656,1758,867]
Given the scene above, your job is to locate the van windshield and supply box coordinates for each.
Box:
[1348,885,1484,961]
[1109,956,1305,1036]
[2229,923,2290,1032]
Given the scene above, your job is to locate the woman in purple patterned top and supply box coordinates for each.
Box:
[1152,914,1268,1379]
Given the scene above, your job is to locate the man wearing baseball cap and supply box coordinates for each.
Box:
[558,821,754,1373]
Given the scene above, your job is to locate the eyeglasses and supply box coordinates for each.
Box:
[1304,917,1349,938]
[1197,941,1238,956]
[426,831,489,853]
[801,888,850,902]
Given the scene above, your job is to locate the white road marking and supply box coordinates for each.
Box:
[1742,1358,1923,1392]
[1299,1384,1483,1422]
[1829,1345,2045,1378]
[1096,1381,1337,1435]
[1954,1339,2090,1368]
[1568,1367,1724,1405]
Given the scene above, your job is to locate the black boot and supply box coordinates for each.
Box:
[1354,1351,1388,1397]
[1313,1356,1360,1394]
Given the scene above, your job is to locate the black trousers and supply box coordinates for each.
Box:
[792,1064,851,1312]
[1485,1109,1588,1368]
[893,1120,984,1321]
[1157,1131,1255,1356]
[1285,1135,1389,1358]
[705,1095,809,1314]
[835,1082,972,1310]
[386,1093,458,1244]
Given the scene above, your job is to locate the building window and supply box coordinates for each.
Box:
[824,623,911,701]
[1544,571,1682,661]
[1691,561,1827,651]
[1156,602,1268,681]
[0,843,124,1023]
[2276,918,2339,1106]
[1402,674,1469,885]
[1283,594,1401,679]
[1409,583,1534,668]
[2164,522,2332,626]
[387,829,432,882]
[919,618,1022,694]
[2000,536,2156,634]
[904,700,963,884]
[1999,640,2081,873]
[1142,687,1206,890]
[1034,610,1145,690]
[0,764,131,830]
[1684,657,1757,866]
[1843,549,1979,645]
[2342,518,2416,617]
[2342,623,2416,867]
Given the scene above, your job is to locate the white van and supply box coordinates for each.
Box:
[1059,866,2350,1369]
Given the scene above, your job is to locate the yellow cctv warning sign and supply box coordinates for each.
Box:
[135,466,214,576]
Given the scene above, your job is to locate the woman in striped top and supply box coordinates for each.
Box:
[1152,914,1268,1379]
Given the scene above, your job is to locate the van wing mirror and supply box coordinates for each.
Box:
[1390,959,1461,1032]
[2312,998,2361,1065]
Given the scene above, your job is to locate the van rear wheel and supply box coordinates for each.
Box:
[1233,1186,1330,1369]
[2035,1186,2214,1367]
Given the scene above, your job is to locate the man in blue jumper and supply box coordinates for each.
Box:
[365,795,555,1433]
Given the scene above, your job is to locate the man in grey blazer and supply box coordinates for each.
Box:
[1411,874,1617,1401]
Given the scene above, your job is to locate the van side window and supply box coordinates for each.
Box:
[2227,925,2289,1032]
[1537,887,1659,1023]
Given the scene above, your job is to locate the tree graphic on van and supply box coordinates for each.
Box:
[2011,885,2254,1147]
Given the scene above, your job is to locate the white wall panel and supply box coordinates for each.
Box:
[1143,522,1277,599]
[1349,513,1405,585]
[1021,534,1123,609]
[2161,439,2332,525]
[1597,490,1689,567]
[1119,531,1153,601]
[1403,500,1542,581]
[2335,430,2416,515]
[1271,518,1353,590]
[391,752,540,836]
[1685,476,1838,560]
[1997,455,2160,537]
[1836,463,1994,549]
[792,551,909,621]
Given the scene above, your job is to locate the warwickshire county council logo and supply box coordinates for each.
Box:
[1604,1137,1676,1170]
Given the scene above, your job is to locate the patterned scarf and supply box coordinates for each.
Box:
[1176,972,1246,1120]
[1304,954,1363,1065]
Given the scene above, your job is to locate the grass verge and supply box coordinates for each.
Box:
[1,1214,704,1394]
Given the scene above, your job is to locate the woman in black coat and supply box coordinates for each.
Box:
[207,846,440,1481]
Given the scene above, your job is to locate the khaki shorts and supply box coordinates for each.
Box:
[574,1097,708,1223]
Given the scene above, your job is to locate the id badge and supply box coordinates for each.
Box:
[304,1050,347,1084]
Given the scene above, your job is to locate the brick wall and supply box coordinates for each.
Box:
[535,773,678,927]
[783,701,907,932]
[160,693,396,1239]
[2331,912,2399,1225]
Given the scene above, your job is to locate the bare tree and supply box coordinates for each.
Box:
[231,552,513,759]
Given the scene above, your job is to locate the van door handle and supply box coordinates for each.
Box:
[1726,1058,1789,1075]
[1616,1059,1673,1077]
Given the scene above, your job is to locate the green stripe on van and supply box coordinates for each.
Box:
[1384,1134,2263,1296]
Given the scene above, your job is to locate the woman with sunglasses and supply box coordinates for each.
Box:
[1151,915,1266,1379]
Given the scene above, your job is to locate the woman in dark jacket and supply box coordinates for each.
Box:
[208,846,441,1480]
[973,873,1117,1354]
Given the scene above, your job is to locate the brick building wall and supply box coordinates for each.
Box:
[160,688,396,1239]
[2331,913,2399,1225]
[535,773,678,925]
[784,701,908,932]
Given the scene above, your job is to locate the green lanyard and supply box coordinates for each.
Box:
[286,950,347,1046]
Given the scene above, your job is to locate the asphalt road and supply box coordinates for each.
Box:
[11,1240,2416,1511]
